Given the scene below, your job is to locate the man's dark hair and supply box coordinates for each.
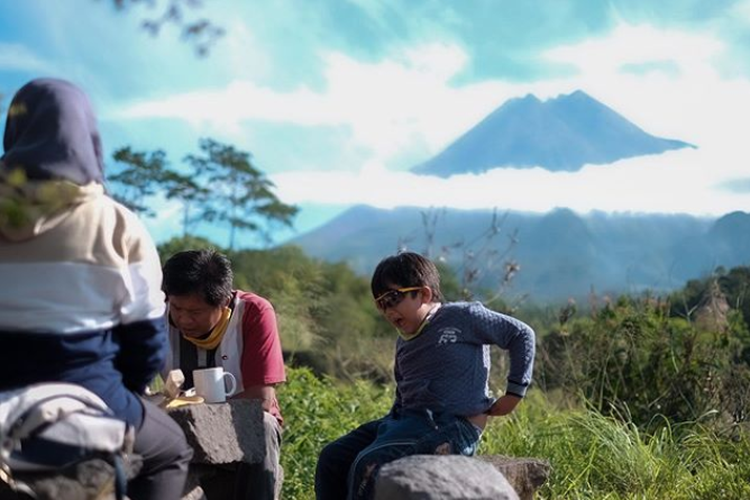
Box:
[370,251,443,302]
[162,249,234,306]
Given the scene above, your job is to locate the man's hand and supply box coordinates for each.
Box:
[487,394,522,417]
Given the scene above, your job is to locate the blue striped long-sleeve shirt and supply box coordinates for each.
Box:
[393,301,535,417]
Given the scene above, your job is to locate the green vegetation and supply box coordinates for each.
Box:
[484,393,750,499]
[280,368,750,499]
[139,145,750,498]
[155,231,750,499]
[537,293,750,429]
[278,368,393,499]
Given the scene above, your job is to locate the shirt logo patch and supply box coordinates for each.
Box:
[437,327,461,345]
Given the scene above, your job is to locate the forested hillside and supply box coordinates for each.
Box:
[290,205,750,301]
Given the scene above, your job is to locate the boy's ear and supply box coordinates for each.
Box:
[420,286,434,304]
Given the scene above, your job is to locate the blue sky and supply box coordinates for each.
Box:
[2,0,750,246]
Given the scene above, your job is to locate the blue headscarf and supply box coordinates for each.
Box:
[2,78,104,185]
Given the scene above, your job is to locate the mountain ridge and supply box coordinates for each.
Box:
[287,206,747,301]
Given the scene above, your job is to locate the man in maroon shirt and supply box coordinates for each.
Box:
[162,249,286,500]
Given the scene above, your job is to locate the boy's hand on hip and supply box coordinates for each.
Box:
[487,394,522,416]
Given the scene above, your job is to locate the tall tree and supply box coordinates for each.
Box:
[184,138,298,249]
[108,147,168,217]
[160,169,210,237]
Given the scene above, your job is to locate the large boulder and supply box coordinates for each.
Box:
[374,455,519,500]
[477,455,550,500]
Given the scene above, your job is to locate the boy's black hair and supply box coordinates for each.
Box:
[370,251,443,302]
[162,249,234,307]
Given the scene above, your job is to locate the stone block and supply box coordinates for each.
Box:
[168,399,265,465]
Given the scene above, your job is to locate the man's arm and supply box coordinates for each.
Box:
[237,294,286,420]
[234,384,278,413]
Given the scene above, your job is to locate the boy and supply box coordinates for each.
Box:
[315,251,535,500]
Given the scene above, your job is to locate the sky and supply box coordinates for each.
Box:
[1,0,750,247]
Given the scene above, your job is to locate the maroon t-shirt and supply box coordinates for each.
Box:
[236,291,286,422]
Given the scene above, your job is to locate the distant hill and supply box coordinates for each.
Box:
[411,90,695,177]
[288,206,750,301]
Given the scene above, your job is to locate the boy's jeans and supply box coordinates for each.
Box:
[315,409,481,500]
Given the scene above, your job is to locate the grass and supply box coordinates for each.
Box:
[278,367,750,500]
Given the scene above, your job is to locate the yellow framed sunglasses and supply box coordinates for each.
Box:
[374,287,422,310]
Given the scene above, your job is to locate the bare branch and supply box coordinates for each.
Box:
[103,0,224,56]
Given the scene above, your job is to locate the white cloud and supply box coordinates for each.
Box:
[116,21,750,217]
[272,147,749,216]
[534,22,750,187]
[268,19,750,217]
[119,81,333,131]
[732,0,750,23]
[214,19,274,83]
[543,24,722,76]
[536,23,740,145]
[115,41,518,163]
[0,43,56,73]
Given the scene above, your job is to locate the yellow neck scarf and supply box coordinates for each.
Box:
[399,304,441,341]
[182,306,232,350]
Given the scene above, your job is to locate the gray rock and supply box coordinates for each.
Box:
[477,455,551,500]
[181,485,207,500]
[168,399,265,465]
[374,455,519,500]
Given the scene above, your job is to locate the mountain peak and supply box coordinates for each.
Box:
[411,90,694,177]
[564,89,592,100]
[519,93,542,103]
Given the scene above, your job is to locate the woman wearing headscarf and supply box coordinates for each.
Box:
[0,78,192,500]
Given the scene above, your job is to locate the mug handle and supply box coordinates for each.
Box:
[223,372,238,397]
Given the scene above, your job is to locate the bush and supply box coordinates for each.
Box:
[536,296,750,429]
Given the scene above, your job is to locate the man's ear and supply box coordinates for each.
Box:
[420,286,434,304]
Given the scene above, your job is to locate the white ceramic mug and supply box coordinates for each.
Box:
[193,367,237,403]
